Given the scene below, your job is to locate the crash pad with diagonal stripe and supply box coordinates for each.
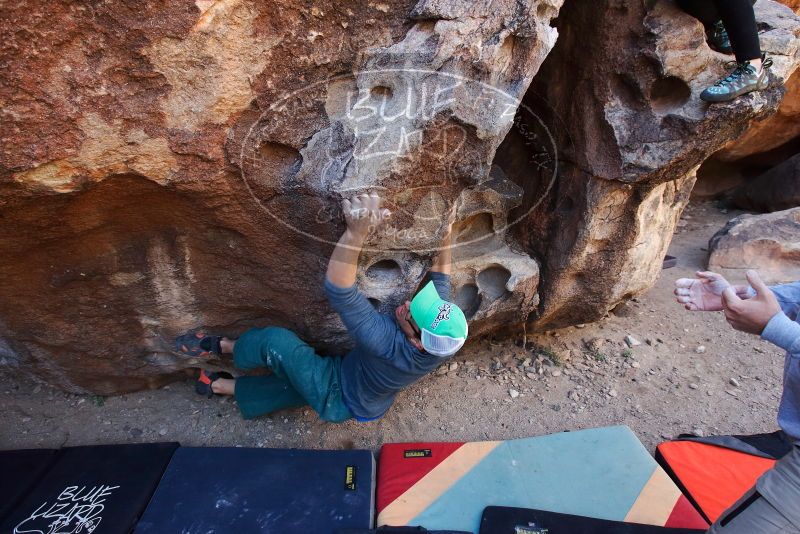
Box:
[377,426,708,533]
[135,447,375,534]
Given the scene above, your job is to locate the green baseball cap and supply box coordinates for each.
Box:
[409,281,468,357]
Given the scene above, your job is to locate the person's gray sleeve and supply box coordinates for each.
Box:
[429,271,451,301]
[762,282,800,356]
[769,282,800,321]
[324,278,395,356]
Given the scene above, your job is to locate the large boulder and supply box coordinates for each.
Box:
[502,0,800,330]
[709,208,800,284]
[1,0,799,393]
[0,0,560,393]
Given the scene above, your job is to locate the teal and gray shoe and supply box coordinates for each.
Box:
[707,20,732,54]
[700,57,772,103]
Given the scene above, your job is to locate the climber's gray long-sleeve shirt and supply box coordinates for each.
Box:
[756,282,800,529]
[761,282,800,443]
[325,272,452,420]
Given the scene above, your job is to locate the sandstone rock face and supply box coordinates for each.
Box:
[1,0,799,393]
[0,0,560,393]
[709,208,800,284]
[504,0,800,330]
[729,151,800,211]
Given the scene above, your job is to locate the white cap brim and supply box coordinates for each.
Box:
[421,329,466,357]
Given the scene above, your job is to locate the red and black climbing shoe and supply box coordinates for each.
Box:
[195,370,233,398]
[700,56,773,103]
[175,330,222,359]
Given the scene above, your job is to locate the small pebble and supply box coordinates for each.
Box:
[695,345,706,354]
[729,377,741,387]
[551,370,562,377]
[509,389,520,399]
[631,361,640,368]
[726,389,738,397]
[689,383,699,390]
[692,428,705,437]
[448,362,459,372]
[625,335,641,348]
[158,428,167,436]
[608,389,618,398]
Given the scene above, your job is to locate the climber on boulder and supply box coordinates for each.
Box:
[677,0,774,103]
[175,192,469,423]
[675,270,800,532]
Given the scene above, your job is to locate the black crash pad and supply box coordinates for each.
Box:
[479,507,707,534]
[0,448,58,523]
[0,442,178,534]
[135,447,375,534]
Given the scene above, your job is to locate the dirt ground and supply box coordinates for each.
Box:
[0,201,786,454]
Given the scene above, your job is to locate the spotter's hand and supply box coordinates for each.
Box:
[721,270,781,336]
[674,271,751,312]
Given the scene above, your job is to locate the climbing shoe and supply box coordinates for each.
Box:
[707,20,732,54]
[195,370,233,397]
[175,329,222,359]
[700,56,772,103]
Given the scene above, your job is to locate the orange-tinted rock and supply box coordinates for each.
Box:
[0,0,560,393]
[777,0,800,13]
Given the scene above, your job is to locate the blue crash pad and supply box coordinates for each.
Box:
[135,447,375,534]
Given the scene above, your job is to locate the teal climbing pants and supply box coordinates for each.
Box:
[232,327,353,422]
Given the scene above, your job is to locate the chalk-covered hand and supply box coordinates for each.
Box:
[674,271,751,312]
[721,270,781,335]
[342,192,391,240]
